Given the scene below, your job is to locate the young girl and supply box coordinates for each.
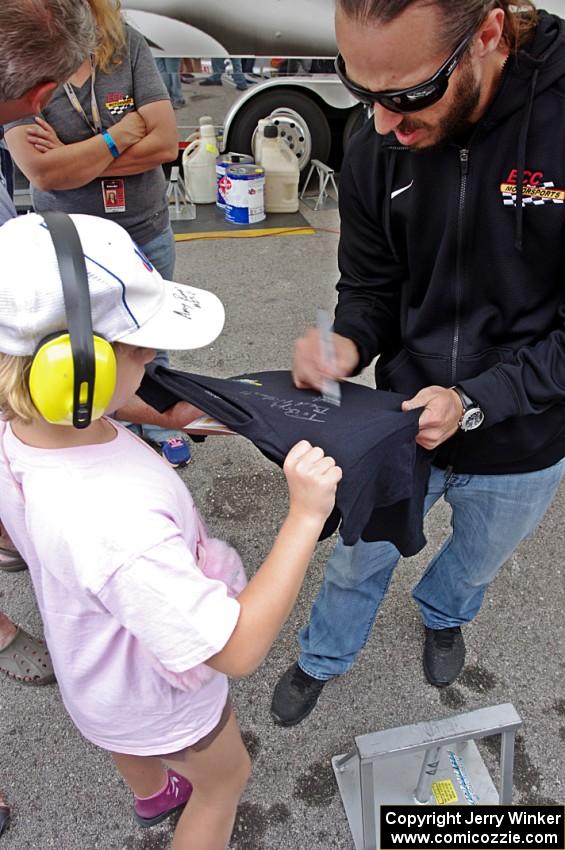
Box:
[0,212,342,850]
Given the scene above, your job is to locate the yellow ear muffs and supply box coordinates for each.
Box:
[29,333,117,426]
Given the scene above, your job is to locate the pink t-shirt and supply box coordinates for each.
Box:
[0,420,241,755]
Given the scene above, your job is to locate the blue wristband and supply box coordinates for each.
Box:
[102,130,120,159]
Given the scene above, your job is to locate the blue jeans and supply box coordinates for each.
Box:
[140,224,176,281]
[299,459,565,680]
[156,58,184,104]
[209,57,248,89]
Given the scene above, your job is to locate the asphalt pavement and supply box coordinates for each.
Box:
[1,76,564,850]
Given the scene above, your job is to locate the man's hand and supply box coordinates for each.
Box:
[292,327,359,390]
[113,394,204,430]
[402,386,463,449]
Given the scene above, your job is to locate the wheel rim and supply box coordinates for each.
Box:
[252,108,312,171]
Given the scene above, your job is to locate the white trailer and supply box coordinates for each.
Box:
[121,0,364,173]
[121,0,565,173]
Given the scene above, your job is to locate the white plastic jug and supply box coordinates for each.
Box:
[182,123,218,204]
[260,124,300,213]
[252,118,270,166]
[184,115,214,147]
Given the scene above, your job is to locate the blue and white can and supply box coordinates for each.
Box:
[224,165,265,225]
[216,153,254,208]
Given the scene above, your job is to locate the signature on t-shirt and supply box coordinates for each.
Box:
[240,390,330,423]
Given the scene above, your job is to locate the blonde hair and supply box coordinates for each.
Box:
[89,0,126,73]
[0,353,37,424]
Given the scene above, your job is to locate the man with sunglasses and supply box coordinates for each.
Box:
[271,0,565,726]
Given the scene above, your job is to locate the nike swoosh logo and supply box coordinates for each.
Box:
[391,180,414,200]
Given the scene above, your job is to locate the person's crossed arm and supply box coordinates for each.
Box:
[100,100,178,176]
[6,111,145,190]
[5,100,177,190]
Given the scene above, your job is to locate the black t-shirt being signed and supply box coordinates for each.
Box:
[138,367,432,556]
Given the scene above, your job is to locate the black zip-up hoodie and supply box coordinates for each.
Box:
[333,10,565,474]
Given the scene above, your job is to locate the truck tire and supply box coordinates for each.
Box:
[226,89,332,174]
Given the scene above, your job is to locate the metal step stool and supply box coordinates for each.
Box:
[300,159,339,210]
[166,165,196,220]
[332,703,522,850]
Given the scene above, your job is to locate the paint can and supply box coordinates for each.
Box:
[216,153,255,209]
[224,165,266,225]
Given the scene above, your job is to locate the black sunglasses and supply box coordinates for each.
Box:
[335,31,474,114]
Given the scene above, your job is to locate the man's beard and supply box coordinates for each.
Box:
[396,54,481,150]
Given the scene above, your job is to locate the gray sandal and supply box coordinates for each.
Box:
[0,627,55,685]
[0,546,27,573]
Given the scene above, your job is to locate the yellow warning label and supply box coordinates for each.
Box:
[500,183,565,201]
[432,780,458,805]
[206,144,219,154]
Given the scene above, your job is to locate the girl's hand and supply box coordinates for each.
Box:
[112,395,204,429]
[284,440,342,524]
[26,117,63,153]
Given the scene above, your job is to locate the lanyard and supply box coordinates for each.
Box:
[63,60,102,135]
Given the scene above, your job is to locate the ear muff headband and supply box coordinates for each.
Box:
[29,211,116,428]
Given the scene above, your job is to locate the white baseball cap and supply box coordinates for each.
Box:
[0,213,225,355]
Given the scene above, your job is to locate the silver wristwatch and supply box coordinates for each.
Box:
[451,386,484,431]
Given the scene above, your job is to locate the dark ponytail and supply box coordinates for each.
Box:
[337,0,538,53]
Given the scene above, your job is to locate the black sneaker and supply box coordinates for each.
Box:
[271,662,327,726]
[423,626,466,687]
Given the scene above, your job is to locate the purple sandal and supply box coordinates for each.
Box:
[134,769,192,827]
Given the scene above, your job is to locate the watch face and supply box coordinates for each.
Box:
[461,408,484,431]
